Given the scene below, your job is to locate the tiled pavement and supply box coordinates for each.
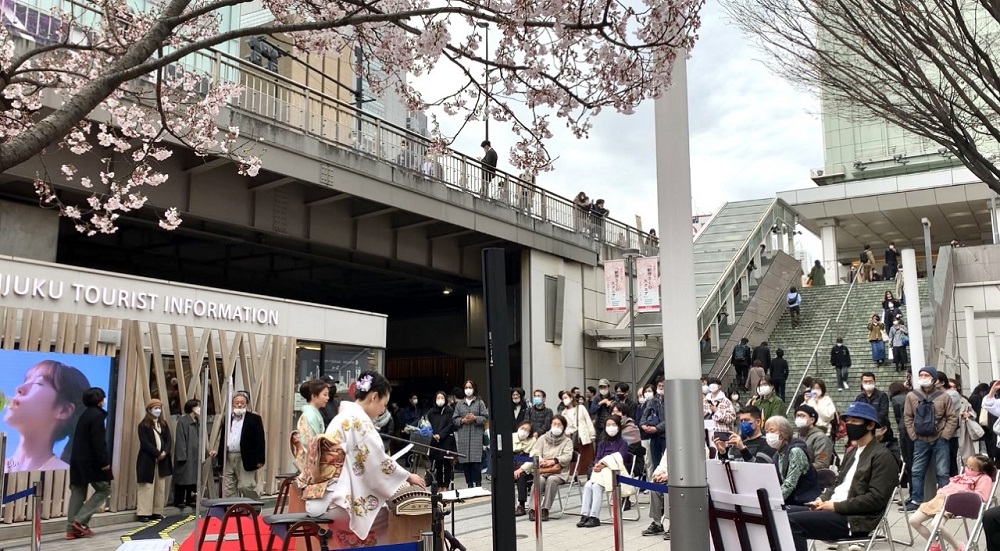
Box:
[0,486,972,550]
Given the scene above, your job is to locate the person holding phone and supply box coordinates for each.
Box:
[786,402,899,551]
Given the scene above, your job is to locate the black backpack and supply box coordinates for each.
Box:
[913,390,942,437]
[860,250,867,263]
[734,344,749,362]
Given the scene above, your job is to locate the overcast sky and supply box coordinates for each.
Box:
[414,2,824,237]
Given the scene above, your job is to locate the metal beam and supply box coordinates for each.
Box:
[305,193,351,207]
[429,229,476,240]
[459,236,505,249]
[250,176,295,192]
[352,207,398,220]
[393,219,438,231]
[183,158,230,175]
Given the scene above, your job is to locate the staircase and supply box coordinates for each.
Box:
[768,279,928,418]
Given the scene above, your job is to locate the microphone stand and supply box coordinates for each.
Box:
[379,432,467,551]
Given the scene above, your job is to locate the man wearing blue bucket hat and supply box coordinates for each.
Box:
[786,401,899,551]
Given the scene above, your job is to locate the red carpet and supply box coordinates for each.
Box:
[178,516,300,551]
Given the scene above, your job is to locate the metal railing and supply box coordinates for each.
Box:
[3,0,656,255]
[716,288,790,388]
[695,199,798,342]
[784,278,859,415]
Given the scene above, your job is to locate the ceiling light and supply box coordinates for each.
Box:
[443,287,453,295]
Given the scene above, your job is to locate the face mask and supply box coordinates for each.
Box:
[919,378,934,388]
[465,388,474,397]
[436,399,445,407]
[411,399,418,406]
[616,393,626,401]
[599,388,609,396]
[563,397,573,406]
[605,426,619,437]
[765,433,781,448]
[811,389,822,398]
[740,420,754,437]
[638,396,646,404]
[794,417,808,429]
[657,388,664,396]
[532,397,543,406]
[731,394,740,402]
[192,406,201,416]
[862,383,876,393]
[550,427,564,437]
[644,391,653,400]
[708,384,720,394]
[758,386,772,396]
[233,408,246,417]
[837,343,843,347]
[894,320,900,325]
[845,423,870,442]
[517,429,530,440]
[702,385,710,395]
[513,397,521,404]
[151,408,162,418]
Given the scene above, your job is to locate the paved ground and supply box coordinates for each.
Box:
[0,485,972,550]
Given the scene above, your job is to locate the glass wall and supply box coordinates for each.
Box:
[294,341,383,411]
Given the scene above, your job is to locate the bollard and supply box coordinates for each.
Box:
[420,530,434,551]
[533,455,543,551]
[610,469,623,551]
[0,432,7,513]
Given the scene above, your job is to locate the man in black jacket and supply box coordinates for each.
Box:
[480,140,498,195]
[753,341,772,375]
[830,337,852,391]
[215,391,266,499]
[771,348,790,402]
[66,387,112,539]
[786,402,899,551]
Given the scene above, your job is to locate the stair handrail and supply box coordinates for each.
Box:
[783,277,859,415]
[784,318,833,415]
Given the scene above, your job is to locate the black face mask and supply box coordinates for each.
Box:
[616,394,626,401]
[845,423,871,442]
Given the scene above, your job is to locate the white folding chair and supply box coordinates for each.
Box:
[550,452,583,518]
[600,454,641,522]
[812,462,908,551]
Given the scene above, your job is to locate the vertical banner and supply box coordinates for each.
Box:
[636,256,661,312]
[604,259,627,312]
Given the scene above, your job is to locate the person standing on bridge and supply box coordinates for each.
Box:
[480,140,498,198]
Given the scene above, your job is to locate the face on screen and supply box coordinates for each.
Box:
[5,367,73,433]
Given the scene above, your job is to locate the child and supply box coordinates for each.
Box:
[909,454,996,551]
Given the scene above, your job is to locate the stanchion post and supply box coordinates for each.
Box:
[533,455,543,551]
[193,365,210,549]
[611,469,623,551]
[31,481,41,551]
[0,432,7,514]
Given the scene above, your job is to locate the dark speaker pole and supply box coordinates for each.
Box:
[482,248,515,550]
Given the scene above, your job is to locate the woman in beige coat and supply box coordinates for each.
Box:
[516,415,574,521]
[561,390,596,473]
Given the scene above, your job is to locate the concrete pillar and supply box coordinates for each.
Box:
[725,292,736,327]
[964,306,981,392]
[903,248,925,375]
[0,201,58,262]
[740,273,750,301]
[654,51,709,550]
[991,332,1000,382]
[710,319,720,353]
[820,222,839,285]
[786,226,795,256]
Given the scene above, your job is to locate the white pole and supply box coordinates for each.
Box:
[902,248,925,379]
[992,332,1000,382]
[965,306,980,390]
[655,50,709,550]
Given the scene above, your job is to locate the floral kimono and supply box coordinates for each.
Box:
[306,401,411,544]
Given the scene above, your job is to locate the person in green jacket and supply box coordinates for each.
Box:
[749,376,785,422]
[808,260,826,286]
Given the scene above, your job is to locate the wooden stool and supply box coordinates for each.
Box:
[263,513,334,551]
[197,498,265,551]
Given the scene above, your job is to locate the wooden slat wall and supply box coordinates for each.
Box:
[0,308,297,524]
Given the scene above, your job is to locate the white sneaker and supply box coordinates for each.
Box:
[848,545,863,551]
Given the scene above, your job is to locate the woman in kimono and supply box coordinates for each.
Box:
[304,371,426,547]
[452,380,489,487]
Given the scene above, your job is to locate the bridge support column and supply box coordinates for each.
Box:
[818,218,839,285]
[654,51,709,551]
[0,200,57,262]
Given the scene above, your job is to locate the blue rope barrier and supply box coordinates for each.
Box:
[2,487,36,505]
[514,454,532,463]
[618,475,667,494]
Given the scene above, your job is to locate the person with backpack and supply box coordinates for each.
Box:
[787,287,802,328]
[830,337,852,391]
[859,244,876,283]
[901,366,959,511]
[764,416,821,506]
[731,338,752,389]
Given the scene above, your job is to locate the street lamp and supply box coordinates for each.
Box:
[623,248,642,395]
[476,21,490,142]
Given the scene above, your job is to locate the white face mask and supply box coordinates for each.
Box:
[657,388,664,396]
[151,408,162,418]
[517,429,530,440]
[599,388,609,396]
[563,397,573,406]
[708,384,720,394]
[894,320,900,325]
[644,391,654,400]
[550,427,564,437]
[794,417,809,429]
[862,383,876,393]
[605,426,619,437]
[192,406,201,416]
[919,378,934,388]
[465,388,474,397]
[233,408,246,417]
[513,396,521,404]
[811,389,822,398]
[436,399,445,407]
[765,433,781,448]
[758,386,772,396]
[701,385,710,395]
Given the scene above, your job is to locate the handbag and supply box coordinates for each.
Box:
[539,462,562,475]
[902,335,910,346]
[980,406,990,427]
[967,418,986,441]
